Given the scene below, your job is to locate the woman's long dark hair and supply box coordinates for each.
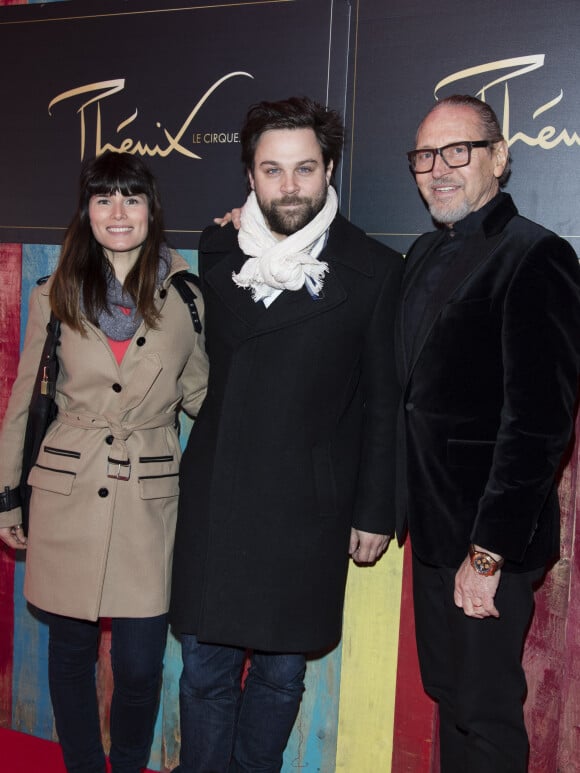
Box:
[50,152,166,333]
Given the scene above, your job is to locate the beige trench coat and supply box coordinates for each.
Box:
[0,251,208,620]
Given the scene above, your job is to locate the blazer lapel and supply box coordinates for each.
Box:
[397,231,444,379]
[403,228,506,381]
[400,193,519,382]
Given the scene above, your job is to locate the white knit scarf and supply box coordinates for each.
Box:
[233,185,338,303]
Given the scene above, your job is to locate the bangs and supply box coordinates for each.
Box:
[82,153,154,200]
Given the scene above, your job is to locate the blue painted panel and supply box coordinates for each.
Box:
[283,645,342,772]
[12,245,59,738]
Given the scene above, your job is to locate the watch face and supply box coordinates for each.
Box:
[472,552,495,576]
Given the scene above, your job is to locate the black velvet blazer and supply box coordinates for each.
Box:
[396,194,580,571]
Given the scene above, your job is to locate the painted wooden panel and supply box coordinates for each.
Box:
[336,543,404,771]
[155,252,199,773]
[558,426,580,771]
[284,646,342,771]
[392,541,438,773]
[11,245,59,741]
[0,243,22,729]
[523,413,580,773]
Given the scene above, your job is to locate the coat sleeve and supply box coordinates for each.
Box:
[471,235,580,560]
[0,286,51,528]
[352,250,405,535]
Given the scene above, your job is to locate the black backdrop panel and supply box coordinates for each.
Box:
[0,0,351,247]
[347,0,580,253]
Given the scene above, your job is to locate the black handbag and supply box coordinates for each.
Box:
[0,313,61,536]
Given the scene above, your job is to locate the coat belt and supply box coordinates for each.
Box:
[57,410,176,480]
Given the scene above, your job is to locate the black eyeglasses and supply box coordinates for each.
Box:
[406,140,491,173]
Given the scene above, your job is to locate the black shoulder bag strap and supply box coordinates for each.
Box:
[18,312,61,534]
[171,272,202,334]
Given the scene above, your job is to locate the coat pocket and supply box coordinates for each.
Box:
[138,473,179,499]
[312,443,338,517]
[43,445,81,460]
[28,464,75,495]
[447,438,495,469]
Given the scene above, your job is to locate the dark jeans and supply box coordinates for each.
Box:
[176,634,306,773]
[412,553,544,773]
[46,611,168,773]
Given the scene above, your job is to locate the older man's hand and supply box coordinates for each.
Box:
[214,208,242,229]
[454,555,500,618]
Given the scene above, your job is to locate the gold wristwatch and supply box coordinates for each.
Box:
[468,544,504,576]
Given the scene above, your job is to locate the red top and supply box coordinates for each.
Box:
[107,307,132,364]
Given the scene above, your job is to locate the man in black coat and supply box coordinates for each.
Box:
[397,94,580,772]
[170,97,403,772]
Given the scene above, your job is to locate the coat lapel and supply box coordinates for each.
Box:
[203,218,353,339]
[249,267,347,337]
[203,248,267,332]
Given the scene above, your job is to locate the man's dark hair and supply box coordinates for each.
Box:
[419,94,511,186]
[240,96,344,177]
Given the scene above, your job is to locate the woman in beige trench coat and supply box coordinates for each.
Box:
[0,152,208,773]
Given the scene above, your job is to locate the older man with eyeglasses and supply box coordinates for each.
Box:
[396,94,580,772]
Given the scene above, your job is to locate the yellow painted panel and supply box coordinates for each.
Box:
[335,544,404,771]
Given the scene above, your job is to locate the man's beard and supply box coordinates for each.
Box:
[428,198,471,226]
[258,188,328,236]
[424,177,471,226]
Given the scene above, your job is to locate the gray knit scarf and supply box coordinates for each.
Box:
[94,245,171,341]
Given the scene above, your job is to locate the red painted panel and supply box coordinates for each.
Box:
[97,619,113,753]
[558,428,580,771]
[0,243,23,727]
[392,538,438,773]
[524,417,579,772]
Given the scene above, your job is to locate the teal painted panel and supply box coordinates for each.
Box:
[12,245,59,738]
[158,247,196,771]
[178,248,199,274]
[283,644,342,773]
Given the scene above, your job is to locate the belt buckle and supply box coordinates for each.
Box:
[107,458,131,481]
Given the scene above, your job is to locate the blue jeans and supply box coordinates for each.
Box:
[176,635,306,773]
[46,612,168,773]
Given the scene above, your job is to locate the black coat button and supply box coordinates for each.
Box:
[405,402,415,411]
[112,383,122,393]
[105,435,114,445]
[98,488,109,498]
[136,337,146,347]
[159,289,167,299]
